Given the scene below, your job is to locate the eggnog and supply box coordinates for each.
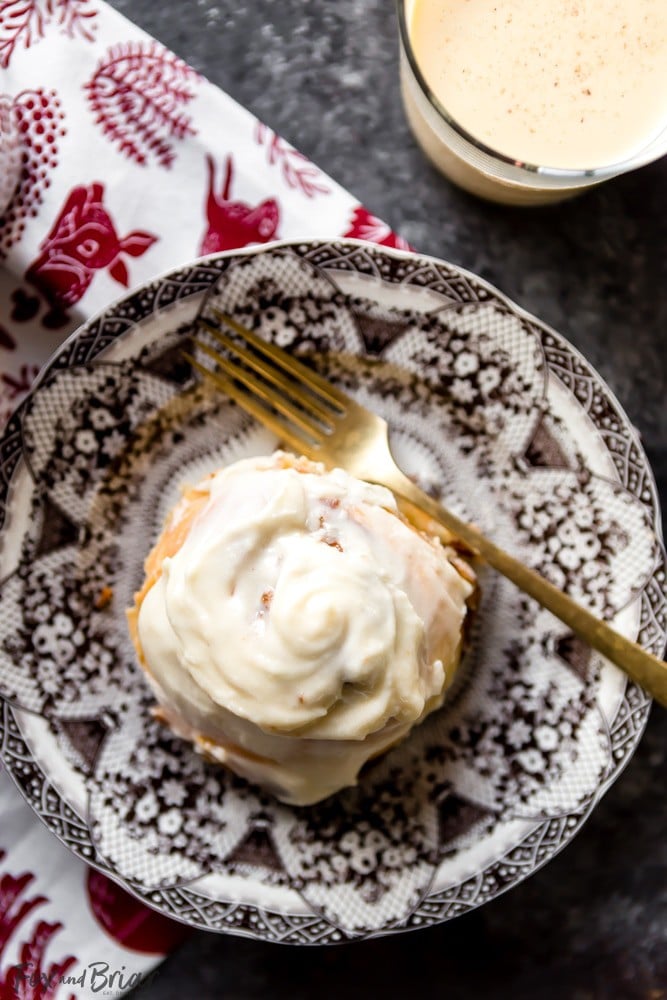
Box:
[400,0,667,203]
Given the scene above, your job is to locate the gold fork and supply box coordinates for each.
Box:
[185,310,667,706]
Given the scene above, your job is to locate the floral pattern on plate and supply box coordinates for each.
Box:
[0,240,664,942]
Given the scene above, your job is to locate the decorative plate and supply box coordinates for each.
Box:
[0,240,664,943]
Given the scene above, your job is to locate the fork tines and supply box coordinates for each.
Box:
[184,308,347,451]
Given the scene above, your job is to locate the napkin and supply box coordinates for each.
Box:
[0,1,406,995]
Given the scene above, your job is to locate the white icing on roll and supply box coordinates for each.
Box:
[134,453,474,805]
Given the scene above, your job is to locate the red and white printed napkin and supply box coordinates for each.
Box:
[0,1,407,996]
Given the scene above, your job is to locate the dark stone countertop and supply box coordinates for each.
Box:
[104,2,666,996]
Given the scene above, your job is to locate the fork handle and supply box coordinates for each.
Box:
[386,470,667,707]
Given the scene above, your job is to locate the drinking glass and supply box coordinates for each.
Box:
[397,0,667,205]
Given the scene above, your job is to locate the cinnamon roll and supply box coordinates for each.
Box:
[128,452,476,805]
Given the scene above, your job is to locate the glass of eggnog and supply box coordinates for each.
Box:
[398,0,667,205]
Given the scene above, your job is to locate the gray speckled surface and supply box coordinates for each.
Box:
[104,1,666,996]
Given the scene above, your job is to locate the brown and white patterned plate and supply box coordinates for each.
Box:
[0,240,664,942]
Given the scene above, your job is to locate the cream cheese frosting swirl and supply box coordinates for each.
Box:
[131,452,475,805]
